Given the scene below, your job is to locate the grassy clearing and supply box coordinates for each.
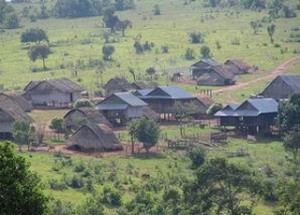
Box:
[0,0,300,103]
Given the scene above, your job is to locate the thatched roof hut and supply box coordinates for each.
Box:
[0,93,33,112]
[104,77,133,97]
[142,106,160,122]
[67,123,122,152]
[64,107,112,130]
[224,59,252,75]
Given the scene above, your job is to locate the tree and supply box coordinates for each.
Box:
[0,142,48,215]
[12,120,32,151]
[28,44,51,70]
[128,67,136,82]
[128,119,139,154]
[145,67,156,83]
[74,99,95,108]
[134,118,160,157]
[0,0,7,23]
[284,129,300,161]
[102,45,115,61]
[185,158,260,214]
[207,103,223,117]
[250,21,259,34]
[200,45,211,58]
[189,32,204,44]
[188,147,206,169]
[103,7,119,31]
[267,24,276,43]
[185,48,195,60]
[153,4,161,15]
[4,13,20,29]
[21,28,49,44]
[49,118,66,140]
[115,20,132,37]
[175,101,197,136]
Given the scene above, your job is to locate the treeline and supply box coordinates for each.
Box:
[53,0,135,18]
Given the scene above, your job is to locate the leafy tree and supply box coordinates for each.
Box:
[188,147,206,169]
[281,5,297,18]
[21,28,49,44]
[74,99,94,108]
[185,48,195,60]
[134,118,160,157]
[175,101,197,136]
[153,4,161,15]
[134,40,144,54]
[145,67,156,83]
[207,103,223,117]
[185,158,260,214]
[128,119,139,154]
[12,120,32,151]
[267,24,276,43]
[0,0,7,23]
[49,118,66,140]
[200,45,211,58]
[28,44,51,70]
[284,129,300,161]
[102,45,115,61]
[250,21,260,34]
[115,20,132,36]
[0,142,48,215]
[4,13,20,29]
[189,32,204,44]
[103,7,120,31]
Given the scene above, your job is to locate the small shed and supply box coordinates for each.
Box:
[64,107,112,130]
[0,93,33,112]
[67,123,122,152]
[0,101,33,139]
[224,59,252,75]
[196,65,235,86]
[23,78,84,108]
[96,92,147,126]
[191,58,220,79]
[260,75,300,101]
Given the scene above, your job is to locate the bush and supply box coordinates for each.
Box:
[4,13,20,29]
[73,162,86,173]
[189,32,204,44]
[188,147,206,169]
[48,179,68,191]
[161,45,169,53]
[74,99,94,108]
[102,186,123,206]
[68,175,85,189]
[185,48,195,60]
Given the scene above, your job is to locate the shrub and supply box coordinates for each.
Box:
[189,32,204,44]
[101,186,122,206]
[68,175,85,189]
[48,178,68,190]
[74,99,94,108]
[161,45,169,53]
[188,147,206,169]
[4,13,20,29]
[73,162,86,173]
[185,48,195,60]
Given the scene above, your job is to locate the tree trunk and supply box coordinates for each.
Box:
[131,136,135,155]
[180,117,184,137]
[42,57,46,70]
[122,29,125,37]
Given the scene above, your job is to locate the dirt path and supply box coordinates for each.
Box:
[211,55,300,102]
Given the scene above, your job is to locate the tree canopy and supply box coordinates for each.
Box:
[21,28,49,44]
[28,44,51,69]
[0,142,48,215]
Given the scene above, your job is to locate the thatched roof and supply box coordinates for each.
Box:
[104,77,133,96]
[24,78,84,93]
[196,95,214,108]
[0,93,33,112]
[225,59,252,72]
[142,106,160,122]
[210,65,235,79]
[67,123,122,152]
[64,107,112,127]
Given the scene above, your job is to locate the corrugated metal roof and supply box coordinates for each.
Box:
[246,98,278,113]
[145,86,195,99]
[115,92,147,107]
[134,89,153,97]
[280,75,300,91]
[96,104,128,110]
[215,104,240,117]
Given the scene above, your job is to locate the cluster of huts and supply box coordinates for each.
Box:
[1,73,299,151]
[191,58,253,86]
[214,75,300,135]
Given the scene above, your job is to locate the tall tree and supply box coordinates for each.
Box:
[250,21,259,34]
[28,44,51,70]
[145,67,156,83]
[49,118,66,140]
[12,120,32,151]
[200,45,211,58]
[267,24,276,43]
[0,142,48,215]
[102,45,115,61]
[115,20,132,37]
[175,101,197,136]
[21,28,49,44]
[284,129,300,162]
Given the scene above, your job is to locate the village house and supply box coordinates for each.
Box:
[191,58,220,79]
[64,107,112,130]
[196,65,235,86]
[260,75,300,100]
[0,93,33,112]
[215,98,278,135]
[224,59,252,75]
[96,92,147,126]
[23,78,84,108]
[137,86,211,120]
[67,123,123,152]
[0,100,33,139]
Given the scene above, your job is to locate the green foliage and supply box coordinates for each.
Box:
[153,4,161,15]
[49,118,66,140]
[188,147,206,169]
[267,24,276,43]
[79,197,104,215]
[207,103,223,116]
[189,32,204,44]
[21,28,49,44]
[101,185,123,206]
[145,67,156,82]
[175,101,197,136]
[185,48,195,60]
[74,99,94,108]
[0,142,48,215]
[4,13,20,29]
[200,45,211,58]
[102,44,115,61]
[28,44,51,69]
[284,129,300,161]
[12,120,31,147]
[48,199,76,215]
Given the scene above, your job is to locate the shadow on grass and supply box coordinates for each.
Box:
[130,152,166,160]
